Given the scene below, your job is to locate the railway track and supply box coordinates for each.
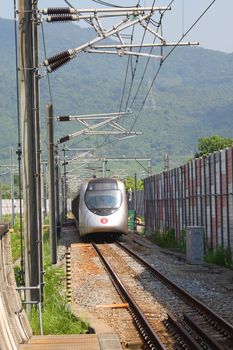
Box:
[86,241,233,349]
[115,242,233,350]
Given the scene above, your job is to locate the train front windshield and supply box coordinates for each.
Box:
[85,190,122,211]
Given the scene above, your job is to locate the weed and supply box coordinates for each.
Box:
[205,246,233,269]
[149,228,180,249]
[10,216,89,335]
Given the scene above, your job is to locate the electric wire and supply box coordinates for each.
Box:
[97,0,157,152]
[40,22,53,104]
[129,12,163,110]
[119,28,134,114]
[90,0,138,8]
[63,0,94,27]
[128,0,217,132]
[123,0,156,111]
[128,0,174,110]
[163,0,216,63]
[91,0,217,152]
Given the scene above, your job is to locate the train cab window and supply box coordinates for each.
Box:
[84,189,122,214]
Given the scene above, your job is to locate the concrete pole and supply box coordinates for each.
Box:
[41,163,47,224]
[55,144,61,237]
[63,147,67,224]
[148,159,152,176]
[10,147,15,225]
[19,0,40,305]
[134,173,137,213]
[0,182,2,221]
[33,3,43,304]
[46,104,57,264]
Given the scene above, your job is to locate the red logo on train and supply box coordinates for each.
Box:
[101,218,108,224]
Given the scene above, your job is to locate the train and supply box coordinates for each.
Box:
[71,177,128,238]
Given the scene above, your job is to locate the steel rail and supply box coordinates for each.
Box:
[91,242,166,350]
[165,313,203,350]
[182,313,225,350]
[116,242,233,338]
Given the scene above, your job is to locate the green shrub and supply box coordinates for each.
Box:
[149,228,179,249]
[205,246,233,268]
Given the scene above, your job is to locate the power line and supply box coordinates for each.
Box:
[163,0,217,63]
[128,0,217,132]
[40,22,53,104]
[90,0,139,8]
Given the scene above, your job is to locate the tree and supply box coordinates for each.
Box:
[195,135,233,158]
[124,176,144,192]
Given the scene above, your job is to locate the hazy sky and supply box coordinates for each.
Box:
[2,0,233,53]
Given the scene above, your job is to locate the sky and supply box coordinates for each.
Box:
[1,0,233,53]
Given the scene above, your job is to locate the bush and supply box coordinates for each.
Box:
[205,246,233,269]
[149,228,179,249]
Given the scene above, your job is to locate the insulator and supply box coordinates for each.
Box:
[47,56,72,73]
[59,135,70,144]
[42,7,77,15]
[47,15,79,23]
[57,116,70,122]
[44,50,73,66]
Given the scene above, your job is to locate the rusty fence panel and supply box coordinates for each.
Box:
[142,148,233,253]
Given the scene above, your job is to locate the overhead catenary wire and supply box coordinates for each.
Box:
[163,0,216,62]
[128,0,217,132]
[123,0,157,111]
[91,0,217,152]
[128,0,175,110]
[96,0,162,152]
[63,0,93,27]
[90,0,138,8]
[40,22,53,104]
[97,0,158,152]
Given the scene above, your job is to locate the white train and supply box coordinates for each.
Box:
[72,178,128,238]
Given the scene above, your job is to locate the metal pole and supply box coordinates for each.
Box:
[63,147,67,224]
[41,163,46,224]
[10,147,15,225]
[46,104,57,264]
[55,144,61,237]
[134,173,137,213]
[0,182,2,221]
[19,0,40,306]
[33,1,43,305]
[148,159,152,176]
[102,160,107,178]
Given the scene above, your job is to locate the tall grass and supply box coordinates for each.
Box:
[147,226,233,269]
[9,215,89,335]
[205,246,233,269]
[149,228,185,251]
[30,228,89,335]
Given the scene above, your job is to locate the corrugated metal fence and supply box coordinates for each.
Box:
[143,148,233,252]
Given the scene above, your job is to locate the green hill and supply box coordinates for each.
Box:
[0,18,233,172]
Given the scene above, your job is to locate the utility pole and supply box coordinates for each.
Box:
[62,147,68,224]
[41,162,47,224]
[10,147,15,225]
[0,182,2,221]
[46,104,57,264]
[54,144,61,237]
[134,173,137,213]
[19,0,40,305]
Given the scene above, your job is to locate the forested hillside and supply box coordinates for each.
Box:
[0,18,233,171]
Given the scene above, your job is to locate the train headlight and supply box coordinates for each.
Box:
[101,218,108,224]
